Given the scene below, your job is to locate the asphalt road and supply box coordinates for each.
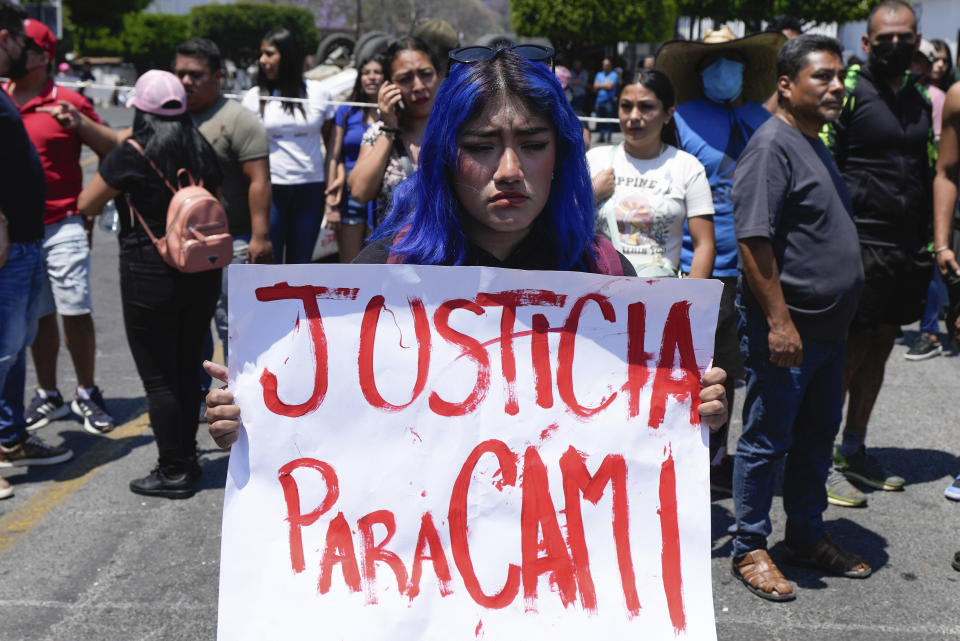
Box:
[0,105,958,641]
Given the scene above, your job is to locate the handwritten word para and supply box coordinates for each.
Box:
[278,440,684,626]
[256,284,702,429]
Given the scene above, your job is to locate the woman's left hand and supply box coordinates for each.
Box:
[592,167,615,203]
[697,366,728,432]
[324,206,342,231]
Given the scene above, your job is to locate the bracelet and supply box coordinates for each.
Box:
[377,127,397,141]
[380,126,400,134]
[934,246,950,254]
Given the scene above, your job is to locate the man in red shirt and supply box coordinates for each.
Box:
[3,19,119,435]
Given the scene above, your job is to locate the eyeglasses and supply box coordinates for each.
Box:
[449,44,555,71]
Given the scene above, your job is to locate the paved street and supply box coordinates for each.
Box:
[0,106,958,640]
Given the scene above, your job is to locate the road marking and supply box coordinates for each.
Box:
[80,154,98,168]
[0,343,223,559]
[0,412,150,560]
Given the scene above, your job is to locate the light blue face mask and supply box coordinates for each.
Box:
[701,57,744,104]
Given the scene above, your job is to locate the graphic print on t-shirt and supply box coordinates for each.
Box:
[611,172,675,267]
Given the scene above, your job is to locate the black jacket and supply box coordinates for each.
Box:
[821,64,936,250]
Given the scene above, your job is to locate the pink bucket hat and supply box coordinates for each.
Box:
[126,69,186,116]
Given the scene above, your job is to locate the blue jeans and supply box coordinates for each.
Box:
[200,235,249,390]
[920,268,947,334]
[270,182,325,264]
[0,242,45,445]
[731,301,845,558]
[595,99,617,137]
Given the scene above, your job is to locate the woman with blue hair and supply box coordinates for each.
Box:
[203,47,729,444]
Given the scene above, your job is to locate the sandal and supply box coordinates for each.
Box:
[784,532,871,578]
[731,549,796,602]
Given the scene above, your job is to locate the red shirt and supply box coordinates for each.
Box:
[3,78,103,225]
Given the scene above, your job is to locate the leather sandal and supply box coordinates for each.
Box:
[731,549,796,602]
[784,532,871,578]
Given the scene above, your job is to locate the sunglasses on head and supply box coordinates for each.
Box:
[449,44,555,71]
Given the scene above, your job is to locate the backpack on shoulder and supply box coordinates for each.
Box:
[125,139,232,273]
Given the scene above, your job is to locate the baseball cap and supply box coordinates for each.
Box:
[917,39,937,65]
[126,69,187,116]
[24,18,56,59]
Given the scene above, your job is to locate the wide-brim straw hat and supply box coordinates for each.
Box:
[655,28,787,106]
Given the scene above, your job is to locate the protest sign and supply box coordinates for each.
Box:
[219,264,722,640]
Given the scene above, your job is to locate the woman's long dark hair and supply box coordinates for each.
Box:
[619,68,679,147]
[930,39,954,92]
[131,110,222,193]
[383,36,440,82]
[350,53,386,103]
[257,27,306,117]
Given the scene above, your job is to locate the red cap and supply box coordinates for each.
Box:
[24,19,56,59]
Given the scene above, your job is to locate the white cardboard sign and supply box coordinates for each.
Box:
[219,264,722,640]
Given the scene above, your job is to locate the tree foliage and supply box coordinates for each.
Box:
[187,3,319,66]
[676,0,871,29]
[123,13,191,73]
[63,0,152,32]
[511,0,677,44]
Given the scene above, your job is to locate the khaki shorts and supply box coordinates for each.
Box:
[37,217,92,318]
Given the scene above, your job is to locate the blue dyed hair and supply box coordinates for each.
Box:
[370,50,596,270]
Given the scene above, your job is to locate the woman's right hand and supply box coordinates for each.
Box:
[203,361,242,450]
[377,81,403,129]
[592,167,615,203]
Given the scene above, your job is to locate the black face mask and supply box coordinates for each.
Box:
[4,38,29,79]
[869,40,915,77]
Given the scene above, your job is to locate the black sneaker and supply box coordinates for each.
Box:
[71,386,115,435]
[904,333,943,360]
[0,435,73,467]
[25,389,70,432]
[129,467,196,499]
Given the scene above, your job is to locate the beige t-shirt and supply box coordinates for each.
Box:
[192,96,269,236]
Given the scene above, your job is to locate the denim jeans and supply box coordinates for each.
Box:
[0,242,45,445]
[200,235,249,390]
[270,182,325,264]
[920,268,947,334]
[731,300,845,558]
[120,247,219,475]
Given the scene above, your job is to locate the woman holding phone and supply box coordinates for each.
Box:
[348,37,441,229]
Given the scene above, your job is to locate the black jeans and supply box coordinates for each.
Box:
[120,247,220,476]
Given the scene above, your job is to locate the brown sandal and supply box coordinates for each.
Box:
[784,532,871,578]
[731,549,796,602]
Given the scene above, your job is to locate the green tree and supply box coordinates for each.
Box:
[676,0,871,32]
[123,13,191,73]
[187,3,319,66]
[64,0,153,56]
[511,0,677,44]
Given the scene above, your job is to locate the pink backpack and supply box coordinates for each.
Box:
[125,139,232,273]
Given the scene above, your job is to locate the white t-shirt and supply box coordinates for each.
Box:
[242,80,335,185]
[587,143,713,275]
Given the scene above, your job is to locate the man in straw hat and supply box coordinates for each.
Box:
[656,25,785,496]
[820,0,932,507]
[730,33,871,603]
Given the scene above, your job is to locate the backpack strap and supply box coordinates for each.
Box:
[591,234,625,276]
[125,139,179,195]
[122,140,169,246]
